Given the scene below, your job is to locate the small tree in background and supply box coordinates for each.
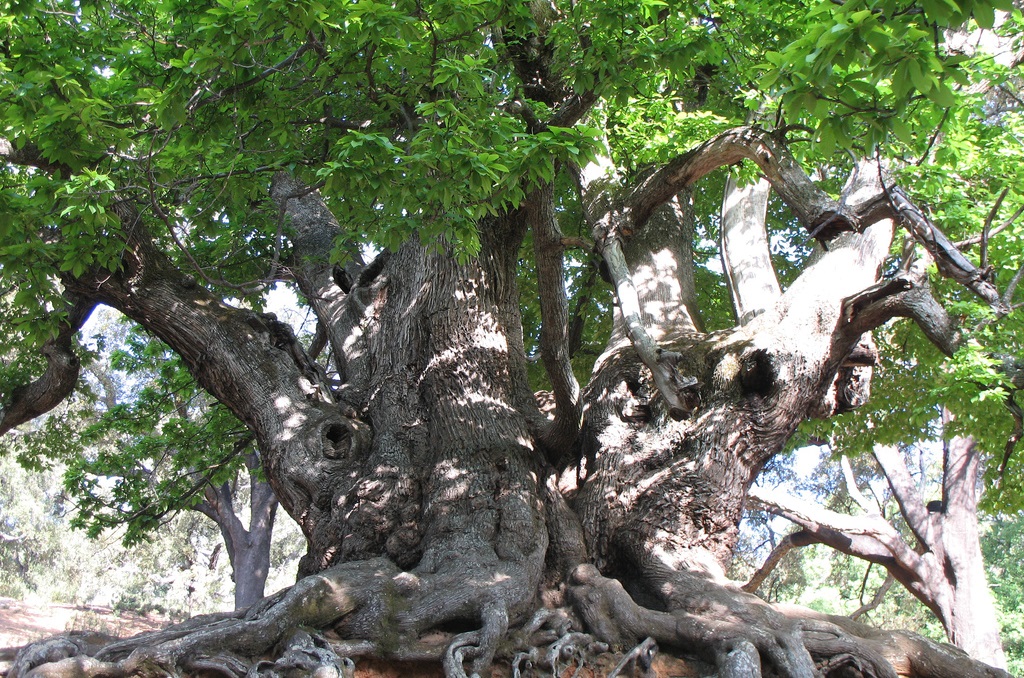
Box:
[749,432,1004,667]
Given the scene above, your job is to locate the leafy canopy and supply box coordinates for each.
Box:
[2,0,1024,519]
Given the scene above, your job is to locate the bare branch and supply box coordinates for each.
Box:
[190,36,317,112]
[528,183,582,457]
[886,186,1007,315]
[841,456,878,515]
[598,236,699,420]
[850,572,895,621]
[955,201,1024,251]
[741,529,817,594]
[996,393,1023,482]
[1002,261,1024,306]
[980,187,1008,270]
[747,485,925,577]
[871,445,936,550]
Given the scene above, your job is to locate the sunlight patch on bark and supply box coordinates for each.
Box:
[630,248,689,342]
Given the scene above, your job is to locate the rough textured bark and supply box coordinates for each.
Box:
[0,296,96,435]
[4,128,1012,678]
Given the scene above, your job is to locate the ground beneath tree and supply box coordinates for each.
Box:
[0,597,169,649]
[0,597,704,677]
[0,597,170,676]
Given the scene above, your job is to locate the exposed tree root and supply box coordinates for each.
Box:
[7,558,1013,678]
[606,637,657,678]
[8,559,394,678]
[246,630,354,678]
[786,606,1013,678]
[565,563,1009,678]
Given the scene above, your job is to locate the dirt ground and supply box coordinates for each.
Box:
[0,597,169,649]
[0,597,171,676]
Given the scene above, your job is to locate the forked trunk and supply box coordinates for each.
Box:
[8,143,1011,678]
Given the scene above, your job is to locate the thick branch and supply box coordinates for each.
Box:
[60,209,364,540]
[0,137,74,176]
[598,235,699,420]
[247,452,279,538]
[605,131,1005,322]
[0,295,97,435]
[195,482,247,573]
[528,183,582,457]
[746,486,936,608]
[841,248,961,357]
[887,186,1007,314]
[270,173,365,397]
[548,91,600,129]
[720,175,781,324]
[940,435,1007,667]
[627,126,854,239]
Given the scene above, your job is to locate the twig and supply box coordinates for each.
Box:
[851,571,895,620]
[1003,262,1024,306]
[955,201,1023,250]
[997,392,1023,483]
[980,187,1009,270]
[191,38,315,112]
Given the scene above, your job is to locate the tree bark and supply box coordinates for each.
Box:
[7,129,1012,678]
[750,437,1007,669]
[194,453,279,610]
[940,435,1006,667]
[0,295,96,435]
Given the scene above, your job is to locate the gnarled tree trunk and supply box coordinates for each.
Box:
[4,132,1011,678]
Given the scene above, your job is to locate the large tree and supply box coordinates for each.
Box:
[1,0,1022,676]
